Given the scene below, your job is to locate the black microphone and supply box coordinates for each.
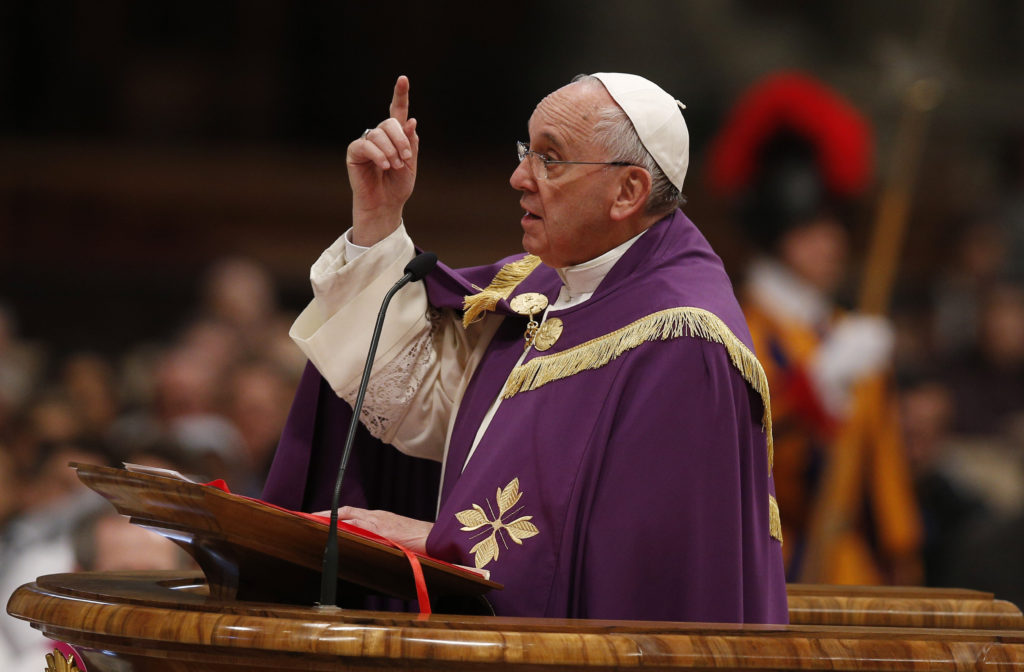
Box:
[318,251,438,607]
[403,251,439,282]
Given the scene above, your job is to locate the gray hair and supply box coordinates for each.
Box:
[571,75,686,216]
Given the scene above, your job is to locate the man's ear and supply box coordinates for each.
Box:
[609,167,652,221]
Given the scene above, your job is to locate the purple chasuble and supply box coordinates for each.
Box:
[264,210,788,623]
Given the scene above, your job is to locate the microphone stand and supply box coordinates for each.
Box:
[318,252,437,608]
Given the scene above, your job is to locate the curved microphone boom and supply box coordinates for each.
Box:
[318,251,438,607]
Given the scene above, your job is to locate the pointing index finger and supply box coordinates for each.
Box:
[389,75,410,124]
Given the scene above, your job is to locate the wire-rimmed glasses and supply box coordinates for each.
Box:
[516,141,636,179]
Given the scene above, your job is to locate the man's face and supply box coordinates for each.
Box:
[509,82,627,268]
[778,215,848,293]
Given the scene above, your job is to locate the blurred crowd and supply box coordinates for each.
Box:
[897,200,1024,602]
[0,257,305,668]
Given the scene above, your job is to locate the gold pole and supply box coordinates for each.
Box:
[857,78,944,315]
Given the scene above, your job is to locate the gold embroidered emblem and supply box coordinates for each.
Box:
[46,649,81,672]
[455,478,540,569]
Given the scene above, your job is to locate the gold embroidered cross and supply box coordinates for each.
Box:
[455,478,540,569]
[46,650,81,672]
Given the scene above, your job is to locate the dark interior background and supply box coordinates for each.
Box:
[1,0,1021,356]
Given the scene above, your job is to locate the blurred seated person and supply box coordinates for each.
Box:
[942,281,1024,437]
[72,511,193,572]
[0,439,109,671]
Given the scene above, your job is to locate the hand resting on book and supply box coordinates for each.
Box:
[314,506,433,555]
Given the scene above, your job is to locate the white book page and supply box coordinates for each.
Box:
[123,462,201,484]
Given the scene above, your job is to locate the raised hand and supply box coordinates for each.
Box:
[347,75,420,247]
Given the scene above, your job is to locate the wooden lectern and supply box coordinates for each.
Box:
[8,464,1024,671]
[60,463,499,607]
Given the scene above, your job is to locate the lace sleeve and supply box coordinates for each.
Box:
[338,308,443,443]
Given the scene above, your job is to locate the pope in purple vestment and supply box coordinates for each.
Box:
[263,72,788,623]
[265,210,788,623]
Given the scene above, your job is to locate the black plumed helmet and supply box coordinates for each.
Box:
[707,72,873,250]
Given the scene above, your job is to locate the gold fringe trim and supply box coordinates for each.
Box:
[462,255,543,328]
[501,307,775,472]
[769,495,783,543]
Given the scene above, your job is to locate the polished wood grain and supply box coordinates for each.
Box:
[788,583,1024,629]
[71,462,499,606]
[9,572,1024,672]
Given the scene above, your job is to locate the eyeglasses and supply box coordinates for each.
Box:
[516,141,636,180]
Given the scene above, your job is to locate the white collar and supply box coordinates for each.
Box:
[746,257,831,326]
[555,229,646,302]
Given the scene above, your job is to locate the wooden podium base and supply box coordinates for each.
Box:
[10,571,1024,671]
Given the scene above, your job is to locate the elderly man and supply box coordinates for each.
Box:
[264,74,787,623]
